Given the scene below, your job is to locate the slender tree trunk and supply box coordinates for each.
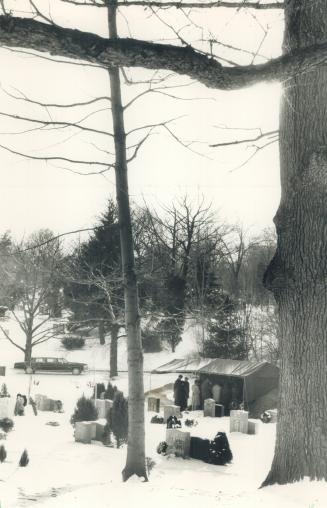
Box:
[98,320,105,345]
[108,2,147,481]
[24,331,33,365]
[110,323,119,378]
[263,0,327,485]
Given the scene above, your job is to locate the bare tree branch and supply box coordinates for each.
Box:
[60,0,284,10]
[1,16,327,92]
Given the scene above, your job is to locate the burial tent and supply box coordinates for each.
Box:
[152,358,279,410]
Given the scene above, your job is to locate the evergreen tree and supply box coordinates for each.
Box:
[203,296,247,360]
[107,391,128,448]
[0,445,7,463]
[19,449,29,467]
[70,395,98,425]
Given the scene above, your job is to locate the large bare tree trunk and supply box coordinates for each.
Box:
[263,0,327,485]
[109,323,119,378]
[108,2,147,482]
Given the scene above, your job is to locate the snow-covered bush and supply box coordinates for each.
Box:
[61,336,85,350]
[70,395,98,425]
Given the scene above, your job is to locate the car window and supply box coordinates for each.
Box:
[46,358,57,363]
[58,358,66,364]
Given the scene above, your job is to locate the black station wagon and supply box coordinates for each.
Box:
[14,357,88,375]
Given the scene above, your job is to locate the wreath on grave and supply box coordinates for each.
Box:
[260,411,272,423]
[151,415,164,424]
[156,441,168,455]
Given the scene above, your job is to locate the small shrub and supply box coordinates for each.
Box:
[104,382,117,401]
[70,395,98,425]
[146,457,156,476]
[0,444,7,462]
[0,383,10,398]
[61,336,85,350]
[106,391,128,448]
[19,449,29,467]
[0,418,14,433]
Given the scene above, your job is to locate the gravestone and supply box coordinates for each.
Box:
[204,398,216,417]
[163,405,180,423]
[215,404,224,417]
[247,420,259,435]
[35,394,51,411]
[75,421,93,444]
[147,397,160,413]
[166,429,191,458]
[95,399,113,419]
[230,410,249,434]
[95,419,106,441]
[268,409,278,423]
[0,397,10,418]
[0,366,6,376]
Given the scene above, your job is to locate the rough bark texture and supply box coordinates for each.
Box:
[108,2,147,482]
[263,0,327,485]
[109,323,119,378]
[1,15,327,90]
[98,320,105,345]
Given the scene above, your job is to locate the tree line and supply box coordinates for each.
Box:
[0,197,277,371]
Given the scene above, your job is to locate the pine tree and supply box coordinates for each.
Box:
[0,445,7,463]
[70,395,98,425]
[104,382,117,401]
[0,383,9,398]
[19,449,29,467]
[107,391,128,448]
[203,296,247,360]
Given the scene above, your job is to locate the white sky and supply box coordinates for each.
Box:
[0,1,284,242]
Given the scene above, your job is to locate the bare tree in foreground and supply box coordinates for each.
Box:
[0,0,325,486]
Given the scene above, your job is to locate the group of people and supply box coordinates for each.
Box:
[173,375,190,411]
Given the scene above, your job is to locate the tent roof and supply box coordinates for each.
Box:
[152,357,279,379]
[198,358,278,378]
[151,357,212,374]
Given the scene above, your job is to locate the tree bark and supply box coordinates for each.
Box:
[108,1,147,482]
[24,331,33,365]
[263,0,327,485]
[110,323,119,378]
[98,319,105,345]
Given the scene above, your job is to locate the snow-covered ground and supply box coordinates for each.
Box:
[0,314,326,507]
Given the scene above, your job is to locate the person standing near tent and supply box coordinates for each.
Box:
[174,374,183,408]
[200,378,213,408]
[180,376,190,411]
[191,379,201,410]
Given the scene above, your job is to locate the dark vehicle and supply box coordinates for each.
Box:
[14,357,88,375]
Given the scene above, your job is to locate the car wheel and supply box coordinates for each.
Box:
[72,368,80,375]
[25,366,34,374]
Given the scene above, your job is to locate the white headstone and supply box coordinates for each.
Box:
[75,421,93,443]
[95,399,112,419]
[0,397,10,419]
[247,419,259,435]
[163,405,181,422]
[230,410,249,433]
[203,398,216,417]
